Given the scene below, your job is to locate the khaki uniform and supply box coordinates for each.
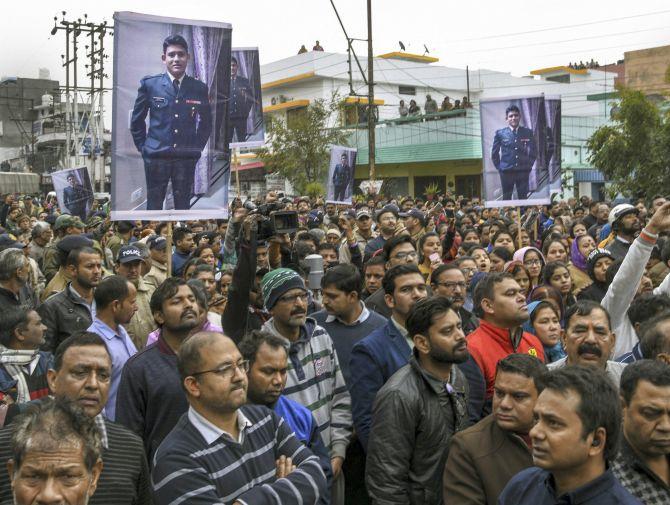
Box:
[41,268,70,302]
[123,277,156,350]
[106,234,129,263]
[144,262,167,290]
[41,238,62,283]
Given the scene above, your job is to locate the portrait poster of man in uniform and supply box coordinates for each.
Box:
[111,12,232,221]
[326,146,357,204]
[52,167,94,222]
[480,95,550,208]
[228,48,265,148]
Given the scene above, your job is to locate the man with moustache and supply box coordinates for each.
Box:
[152,331,327,504]
[260,268,352,505]
[366,297,470,504]
[548,301,626,387]
[606,204,641,261]
[431,263,479,335]
[0,333,151,504]
[444,354,546,504]
[116,278,200,460]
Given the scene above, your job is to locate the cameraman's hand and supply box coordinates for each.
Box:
[242,214,260,242]
[232,207,248,224]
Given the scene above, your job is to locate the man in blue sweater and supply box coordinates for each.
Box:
[152,331,327,504]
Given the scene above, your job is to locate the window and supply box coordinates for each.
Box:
[546,74,570,84]
[399,86,416,96]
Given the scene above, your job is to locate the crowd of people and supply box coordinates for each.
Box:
[399,95,473,119]
[0,187,669,504]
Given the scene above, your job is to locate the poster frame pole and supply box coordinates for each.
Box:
[166,221,173,278]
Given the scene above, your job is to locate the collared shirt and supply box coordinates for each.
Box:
[166,71,184,87]
[617,342,645,364]
[391,316,412,350]
[548,357,627,388]
[612,434,670,504]
[324,302,371,325]
[499,467,642,504]
[94,413,109,449]
[88,317,137,421]
[69,284,96,318]
[188,406,251,445]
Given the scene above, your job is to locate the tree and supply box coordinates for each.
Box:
[587,87,670,198]
[259,94,350,194]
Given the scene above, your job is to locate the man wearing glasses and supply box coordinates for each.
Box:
[259,268,353,505]
[152,331,327,504]
[431,263,479,335]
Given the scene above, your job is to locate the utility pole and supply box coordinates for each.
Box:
[366,0,375,182]
[51,12,112,187]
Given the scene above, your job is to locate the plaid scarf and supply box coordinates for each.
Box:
[0,346,41,404]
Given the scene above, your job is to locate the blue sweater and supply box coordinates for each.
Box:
[152,404,327,504]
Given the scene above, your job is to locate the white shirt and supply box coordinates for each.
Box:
[188,406,251,445]
[325,302,371,325]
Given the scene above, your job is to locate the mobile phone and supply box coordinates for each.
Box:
[429,253,441,263]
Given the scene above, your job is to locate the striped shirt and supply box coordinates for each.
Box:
[151,404,326,504]
[262,317,353,459]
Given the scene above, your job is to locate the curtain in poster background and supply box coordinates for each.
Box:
[480,95,553,208]
[111,12,232,221]
[229,48,265,148]
[545,97,562,195]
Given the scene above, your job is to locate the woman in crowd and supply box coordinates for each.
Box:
[468,245,491,273]
[190,243,217,268]
[505,261,532,298]
[542,261,577,310]
[418,232,444,280]
[524,300,566,363]
[577,248,615,303]
[491,230,515,255]
[489,247,512,273]
[569,234,596,294]
[542,238,569,264]
[511,228,531,249]
[513,246,545,289]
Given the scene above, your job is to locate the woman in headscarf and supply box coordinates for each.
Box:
[523,300,566,363]
[512,246,545,289]
[568,234,596,294]
[577,248,615,303]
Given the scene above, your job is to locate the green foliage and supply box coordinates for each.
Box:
[304,182,324,199]
[587,87,670,198]
[259,94,350,194]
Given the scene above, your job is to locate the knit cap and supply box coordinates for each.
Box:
[261,268,306,310]
[586,248,615,281]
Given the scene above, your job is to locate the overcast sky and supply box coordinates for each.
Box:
[3,1,670,92]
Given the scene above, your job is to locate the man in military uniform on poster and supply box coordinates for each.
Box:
[332,152,352,201]
[226,55,254,147]
[130,34,212,210]
[491,105,537,200]
[63,173,90,221]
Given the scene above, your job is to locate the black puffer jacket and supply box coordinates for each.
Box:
[366,354,470,505]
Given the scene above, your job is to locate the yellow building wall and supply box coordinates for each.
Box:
[624,45,670,96]
[354,159,482,195]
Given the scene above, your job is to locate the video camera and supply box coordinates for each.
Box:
[243,199,299,241]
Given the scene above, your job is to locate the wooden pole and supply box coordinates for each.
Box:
[233,148,241,197]
[516,207,523,250]
[166,221,173,278]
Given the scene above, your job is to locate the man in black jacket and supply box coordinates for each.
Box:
[38,246,102,352]
[366,296,470,505]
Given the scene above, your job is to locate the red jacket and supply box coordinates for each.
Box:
[467,320,545,399]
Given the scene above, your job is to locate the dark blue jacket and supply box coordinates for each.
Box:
[499,467,642,504]
[349,318,486,450]
[491,126,536,172]
[130,73,212,160]
[273,395,332,505]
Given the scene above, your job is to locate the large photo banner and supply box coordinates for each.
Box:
[111,12,232,221]
[229,48,265,148]
[480,95,554,207]
[545,96,562,195]
[326,146,357,204]
[52,167,94,222]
